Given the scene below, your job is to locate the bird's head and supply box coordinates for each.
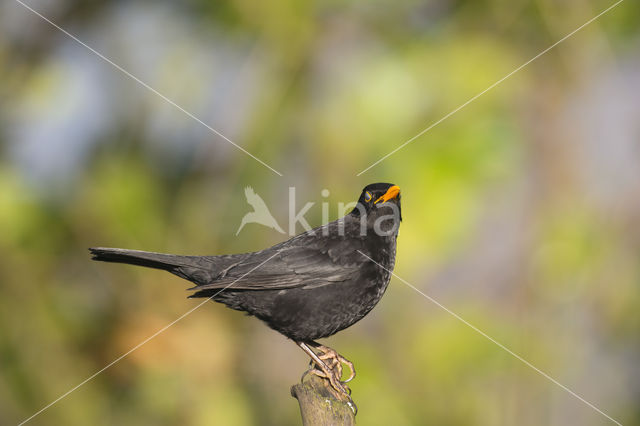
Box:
[350,183,402,234]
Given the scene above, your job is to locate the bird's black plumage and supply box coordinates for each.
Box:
[90,182,401,342]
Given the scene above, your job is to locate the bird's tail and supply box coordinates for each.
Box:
[89,247,216,285]
[89,247,185,270]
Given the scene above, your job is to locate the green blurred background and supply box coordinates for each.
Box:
[1,0,639,425]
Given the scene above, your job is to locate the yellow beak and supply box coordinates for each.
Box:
[374,185,400,204]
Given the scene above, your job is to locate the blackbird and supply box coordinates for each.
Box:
[90,182,401,402]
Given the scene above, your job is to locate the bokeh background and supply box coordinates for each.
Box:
[1,0,639,425]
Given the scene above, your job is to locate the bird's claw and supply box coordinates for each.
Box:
[297,341,357,413]
[302,366,349,393]
[301,354,354,400]
[314,344,356,383]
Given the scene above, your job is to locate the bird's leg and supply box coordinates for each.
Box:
[303,357,340,379]
[296,341,351,400]
[306,348,343,380]
[300,358,348,395]
[308,341,356,383]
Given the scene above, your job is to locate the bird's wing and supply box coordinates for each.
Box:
[188,221,367,292]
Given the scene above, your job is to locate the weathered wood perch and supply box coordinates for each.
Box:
[291,375,356,425]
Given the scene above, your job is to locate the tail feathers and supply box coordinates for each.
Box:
[89,247,216,285]
[89,247,180,270]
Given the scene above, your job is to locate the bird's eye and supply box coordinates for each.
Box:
[364,191,372,202]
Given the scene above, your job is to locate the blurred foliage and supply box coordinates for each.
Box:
[1,0,639,425]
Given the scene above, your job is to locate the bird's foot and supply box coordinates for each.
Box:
[312,344,356,383]
[302,365,351,396]
[301,364,357,414]
[296,341,357,414]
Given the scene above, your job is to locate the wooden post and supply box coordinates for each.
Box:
[291,375,357,425]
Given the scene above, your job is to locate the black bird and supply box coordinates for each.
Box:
[90,183,401,401]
